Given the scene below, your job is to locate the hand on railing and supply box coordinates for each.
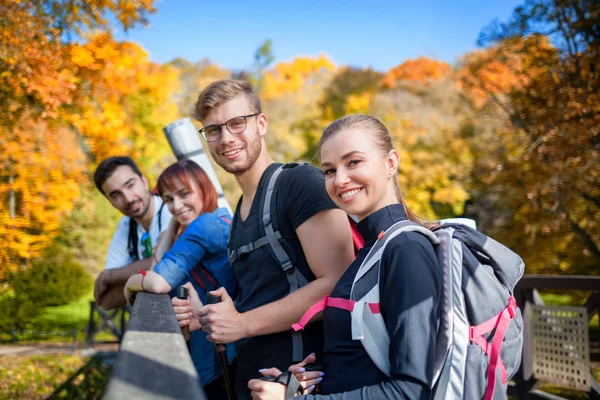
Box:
[172,282,203,340]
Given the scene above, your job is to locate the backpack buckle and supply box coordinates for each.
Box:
[282,260,294,273]
[469,326,475,341]
[507,296,517,319]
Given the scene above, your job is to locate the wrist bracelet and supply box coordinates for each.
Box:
[138,268,147,291]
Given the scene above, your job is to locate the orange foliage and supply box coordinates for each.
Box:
[382,57,451,88]
[0,1,170,277]
[457,36,558,108]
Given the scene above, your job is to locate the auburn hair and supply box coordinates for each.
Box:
[156,160,218,214]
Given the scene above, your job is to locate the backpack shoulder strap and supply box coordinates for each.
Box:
[156,195,166,233]
[227,163,309,361]
[262,163,308,362]
[351,220,438,299]
[128,217,139,261]
[348,220,440,378]
[261,163,308,285]
[191,263,219,293]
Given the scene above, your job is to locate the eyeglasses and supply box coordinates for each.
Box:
[141,232,153,259]
[199,113,260,142]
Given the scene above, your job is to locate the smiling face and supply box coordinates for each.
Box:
[161,178,204,228]
[203,95,267,175]
[320,128,399,221]
[101,165,152,219]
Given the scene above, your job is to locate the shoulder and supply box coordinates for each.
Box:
[276,163,328,197]
[116,216,132,232]
[379,230,441,297]
[274,164,336,229]
[382,231,438,271]
[281,163,324,182]
[156,197,172,216]
[187,210,230,241]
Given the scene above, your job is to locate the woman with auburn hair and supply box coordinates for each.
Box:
[249,114,442,399]
[125,159,238,400]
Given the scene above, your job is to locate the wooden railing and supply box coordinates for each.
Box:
[510,274,600,400]
[102,275,599,399]
[103,292,206,400]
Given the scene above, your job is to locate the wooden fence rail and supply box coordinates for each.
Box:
[103,292,206,400]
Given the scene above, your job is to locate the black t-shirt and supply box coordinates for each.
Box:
[229,163,337,392]
[303,205,441,400]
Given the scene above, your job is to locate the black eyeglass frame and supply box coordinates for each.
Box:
[198,113,260,142]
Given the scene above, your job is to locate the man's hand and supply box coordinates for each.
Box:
[197,287,247,343]
[172,282,203,340]
[94,270,113,307]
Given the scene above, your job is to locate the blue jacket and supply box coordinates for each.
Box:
[154,207,238,386]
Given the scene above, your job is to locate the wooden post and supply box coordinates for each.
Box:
[86,301,96,345]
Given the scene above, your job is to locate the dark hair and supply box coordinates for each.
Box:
[156,160,218,214]
[94,156,143,195]
[318,114,439,229]
[193,79,262,121]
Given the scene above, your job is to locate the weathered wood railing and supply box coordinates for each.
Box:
[103,292,206,399]
[510,274,600,400]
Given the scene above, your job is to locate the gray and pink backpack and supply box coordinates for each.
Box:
[294,221,524,400]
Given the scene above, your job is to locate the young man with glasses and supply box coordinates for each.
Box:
[93,156,172,309]
[173,80,355,399]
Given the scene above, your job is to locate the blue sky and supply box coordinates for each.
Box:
[114,0,520,72]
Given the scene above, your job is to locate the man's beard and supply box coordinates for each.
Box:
[127,194,151,219]
[213,135,263,176]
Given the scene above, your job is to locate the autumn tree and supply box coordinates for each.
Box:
[461,0,600,274]
[320,67,384,121]
[382,57,452,88]
[0,0,158,278]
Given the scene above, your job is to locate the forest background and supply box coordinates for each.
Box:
[0,0,598,331]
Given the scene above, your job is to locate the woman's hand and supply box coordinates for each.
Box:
[124,274,140,306]
[248,368,286,399]
[172,282,203,340]
[288,353,321,394]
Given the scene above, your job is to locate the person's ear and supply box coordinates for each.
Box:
[257,113,268,138]
[387,150,399,177]
[141,175,149,189]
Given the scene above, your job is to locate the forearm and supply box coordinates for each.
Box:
[105,258,152,285]
[297,379,426,400]
[101,284,126,310]
[243,274,338,337]
[126,271,173,294]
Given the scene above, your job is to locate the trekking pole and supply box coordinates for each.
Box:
[206,293,235,400]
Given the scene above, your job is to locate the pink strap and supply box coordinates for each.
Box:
[292,296,380,332]
[469,296,517,400]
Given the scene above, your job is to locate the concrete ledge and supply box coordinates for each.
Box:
[104,292,206,399]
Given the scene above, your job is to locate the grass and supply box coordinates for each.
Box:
[0,354,111,399]
[1,289,126,344]
[30,290,95,332]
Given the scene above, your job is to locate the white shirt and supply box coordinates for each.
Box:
[104,196,172,270]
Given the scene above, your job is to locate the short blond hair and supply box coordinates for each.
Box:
[192,79,262,121]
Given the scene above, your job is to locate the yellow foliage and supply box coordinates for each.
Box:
[262,54,336,101]
[0,120,86,279]
[344,93,372,114]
